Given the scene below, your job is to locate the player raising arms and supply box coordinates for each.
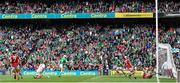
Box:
[9,51,21,80]
[123,56,136,79]
[34,60,48,79]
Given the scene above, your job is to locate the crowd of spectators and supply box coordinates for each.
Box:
[0,24,156,71]
[159,26,180,69]
[159,1,180,13]
[0,1,155,14]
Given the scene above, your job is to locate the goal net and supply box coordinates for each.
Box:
[158,43,177,78]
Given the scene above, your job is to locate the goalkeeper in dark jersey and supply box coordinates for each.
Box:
[58,55,67,77]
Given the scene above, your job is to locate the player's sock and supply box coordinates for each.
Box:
[58,72,61,77]
[15,74,18,80]
[16,75,20,80]
[121,70,127,77]
[19,73,23,79]
[58,70,63,77]
[128,74,132,79]
[14,75,16,79]
[33,75,37,79]
[12,73,16,79]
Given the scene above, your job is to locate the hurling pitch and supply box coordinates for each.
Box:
[0,75,176,83]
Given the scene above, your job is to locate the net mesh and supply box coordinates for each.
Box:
[158,43,177,78]
[158,48,168,77]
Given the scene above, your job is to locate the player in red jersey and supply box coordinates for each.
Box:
[9,51,20,80]
[143,67,153,79]
[123,56,136,79]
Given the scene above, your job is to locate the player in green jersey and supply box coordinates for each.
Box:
[113,57,127,77]
[58,55,67,77]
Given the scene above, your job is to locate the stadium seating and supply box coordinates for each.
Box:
[0,1,155,14]
[159,1,180,13]
[0,24,156,70]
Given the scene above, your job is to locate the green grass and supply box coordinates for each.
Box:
[159,78,176,82]
[0,75,176,82]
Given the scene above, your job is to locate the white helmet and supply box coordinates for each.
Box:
[124,56,128,59]
[64,55,67,58]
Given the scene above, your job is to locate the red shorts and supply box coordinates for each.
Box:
[12,63,19,67]
[11,65,20,71]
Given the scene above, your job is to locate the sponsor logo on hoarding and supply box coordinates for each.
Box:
[0,13,115,19]
[32,14,48,18]
[61,71,77,76]
[115,13,153,18]
[22,71,36,75]
[110,70,143,76]
[61,13,77,18]
[80,71,98,75]
[22,70,98,76]
[2,14,18,19]
[166,14,180,16]
[91,13,107,18]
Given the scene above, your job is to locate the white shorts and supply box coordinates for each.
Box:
[36,69,44,76]
[113,65,122,70]
[59,64,63,69]
[116,67,122,70]
[113,65,117,69]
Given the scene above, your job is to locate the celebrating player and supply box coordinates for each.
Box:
[9,51,21,80]
[123,56,136,79]
[34,60,48,79]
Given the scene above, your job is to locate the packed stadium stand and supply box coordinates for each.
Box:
[0,0,155,14]
[0,19,156,71]
[0,0,179,82]
[159,0,180,13]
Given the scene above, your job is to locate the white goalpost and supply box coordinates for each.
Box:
[158,43,177,79]
[178,70,180,82]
